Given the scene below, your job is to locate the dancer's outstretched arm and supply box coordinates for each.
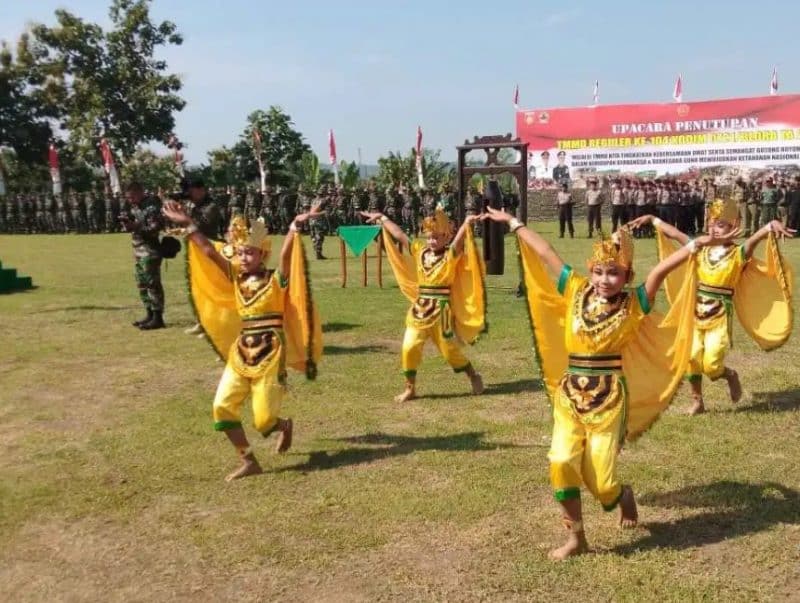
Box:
[484,207,566,276]
[627,214,691,245]
[643,233,737,303]
[743,220,795,259]
[280,207,320,279]
[360,211,410,249]
[450,214,482,255]
[163,200,229,275]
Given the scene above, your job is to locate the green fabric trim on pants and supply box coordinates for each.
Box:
[402,369,417,378]
[602,486,624,512]
[213,420,242,432]
[554,487,581,502]
[686,373,702,384]
[453,362,471,374]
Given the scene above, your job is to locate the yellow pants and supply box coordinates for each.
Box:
[401,321,470,377]
[548,390,624,510]
[687,318,729,382]
[212,362,285,434]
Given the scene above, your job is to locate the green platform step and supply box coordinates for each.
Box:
[0,259,34,293]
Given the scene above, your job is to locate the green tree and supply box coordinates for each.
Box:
[206,146,236,188]
[28,0,185,162]
[231,107,311,188]
[119,148,179,193]
[0,36,60,165]
[375,148,453,191]
[338,160,360,189]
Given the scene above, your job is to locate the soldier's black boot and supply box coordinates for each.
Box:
[139,311,166,330]
[132,309,153,327]
[316,251,326,260]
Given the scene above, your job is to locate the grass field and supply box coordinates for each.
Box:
[1,225,799,602]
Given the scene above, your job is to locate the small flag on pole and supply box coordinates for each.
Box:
[673,73,683,103]
[513,84,519,110]
[328,129,339,186]
[415,126,425,189]
[770,67,778,96]
[252,129,266,193]
[99,138,121,195]
[48,142,62,196]
[592,80,599,106]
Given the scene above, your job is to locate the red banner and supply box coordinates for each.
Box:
[517,94,800,187]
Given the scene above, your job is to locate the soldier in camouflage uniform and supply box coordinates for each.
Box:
[9,194,21,233]
[34,193,47,233]
[421,189,436,218]
[384,185,401,223]
[336,186,351,229]
[465,186,484,237]
[23,193,36,233]
[259,184,276,232]
[88,191,104,233]
[244,187,261,223]
[351,184,367,224]
[65,191,79,233]
[120,182,166,330]
[437,183,456,220]
[366,182,384,215]
[46,193,58,233]
[79,192,91,233]
[278,185,296,234]
[399,184,419,235]
[309,185,329,259]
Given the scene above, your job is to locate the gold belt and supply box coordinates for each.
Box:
[568,353,623,372]
[241,315,284,331]
[698,283,733,298]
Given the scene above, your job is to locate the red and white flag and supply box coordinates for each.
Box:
[513,84,519,110]
[48,142,62,196]
[252,129,266,193]
[415,126,425,189]
[770,67,778,95]
[592,80,599,106]
[328,129,339,186]
[99,138,121,195]
[672,73,683,103]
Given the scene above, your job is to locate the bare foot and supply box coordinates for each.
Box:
[275,418,293,454]
[394,386,416,403]
[224,454,263,482]
[618,485,638,529]
[470,373,485,395]
[726,369,742,404]
[548,530,588,561]
[687,398,706,415]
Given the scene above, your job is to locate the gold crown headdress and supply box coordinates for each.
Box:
[228,215,271,253]
[707,197,739,224]
[587,228,634,270]
[421,207,455,237]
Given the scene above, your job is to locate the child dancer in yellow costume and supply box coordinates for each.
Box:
[361,208,486,402]
[484,206,729,560]
[629,198,793,414]
[163,201,322,481]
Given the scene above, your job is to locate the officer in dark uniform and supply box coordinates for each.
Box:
[552,150,570,187]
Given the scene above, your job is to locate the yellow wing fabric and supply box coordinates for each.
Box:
[451,227,487,343]
[186,240,240,360]
[655,229,685,305]
[734,233,793,351]
[517,237,569,398]
[381,229,419,303]
[622,257,697,440]
[284,235,323,378]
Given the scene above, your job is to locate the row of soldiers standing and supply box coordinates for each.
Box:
[0,190,130,234]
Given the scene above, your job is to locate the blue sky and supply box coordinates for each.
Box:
[2,0,798,165]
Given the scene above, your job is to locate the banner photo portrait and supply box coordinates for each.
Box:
[516,94,800,188]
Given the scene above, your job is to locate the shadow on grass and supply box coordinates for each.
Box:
[611,480,800,555]
[36,303,130,312]
[419,378,542,401]
[734,388,800,414]
[277,431,519,473]
[323,344,390,355]
[322,322,362,333]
